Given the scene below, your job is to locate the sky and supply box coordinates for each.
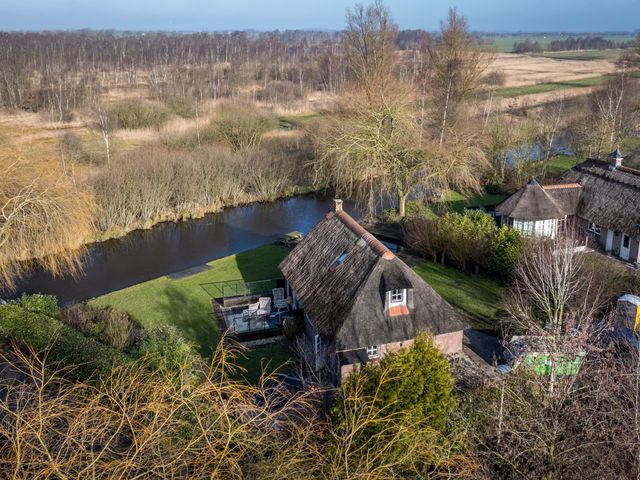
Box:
[1,0,639,32]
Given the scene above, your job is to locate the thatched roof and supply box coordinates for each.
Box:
[543,184,582,215]
[279,209,465,351]
[496,179,566,220]
[560,159,640,237]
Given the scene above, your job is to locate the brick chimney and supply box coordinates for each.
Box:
[334,198,344,212]
[610,148,624,169]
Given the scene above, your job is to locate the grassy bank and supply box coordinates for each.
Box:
[91,244,292,379]
[535,49,624,61]
[546,155,580,178]
[493,75,610,98]
[413,262,505,330]
[437,190,508,213]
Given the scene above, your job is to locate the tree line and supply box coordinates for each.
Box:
[513,35,635,53]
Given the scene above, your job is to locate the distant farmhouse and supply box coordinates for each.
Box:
[279,200,465,384]
[497,150,640,263]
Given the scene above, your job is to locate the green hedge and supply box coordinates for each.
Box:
[0,295,125,380]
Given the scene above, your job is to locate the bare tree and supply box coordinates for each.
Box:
[87,102,112,164]
[505,230,606,342]
[342,0,397,105]
[428,8,490,145]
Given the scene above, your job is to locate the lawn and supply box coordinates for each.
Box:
[413,262,505,330]
[545,155,580,178]
[91,244,291,365]
[438,190,508,213]
[234,342,293,385]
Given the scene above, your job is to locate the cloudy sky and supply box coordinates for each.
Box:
[1,0,638,32]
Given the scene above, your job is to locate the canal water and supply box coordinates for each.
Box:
[12,195,361,305]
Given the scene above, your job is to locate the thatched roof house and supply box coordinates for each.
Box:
[496,150,640,263]
[279,200,465,383]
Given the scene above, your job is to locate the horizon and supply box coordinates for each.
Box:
[1,0,639,33]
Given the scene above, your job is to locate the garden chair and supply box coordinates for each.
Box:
[272,288,288,312]
[257,297,271,316]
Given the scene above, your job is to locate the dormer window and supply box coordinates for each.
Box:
[388,289,406,306]
[334,250,348,267]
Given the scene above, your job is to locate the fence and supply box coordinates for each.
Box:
[201,278,282,300]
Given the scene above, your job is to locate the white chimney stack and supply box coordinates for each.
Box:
[610,148,624,169]
[334,198,344,212]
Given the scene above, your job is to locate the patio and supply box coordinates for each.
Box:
[207,278,291,339]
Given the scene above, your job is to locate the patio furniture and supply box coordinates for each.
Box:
[257,297,271,316]
[272,288,289,312]
[276,231,303,248]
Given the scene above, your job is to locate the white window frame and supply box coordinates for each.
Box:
[366,345,379,358]
[587,222,601,235]
[388,289,406,306]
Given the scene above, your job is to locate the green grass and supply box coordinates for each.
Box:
[545,155,580,178]
[535,49,623,61]
[438,190,508,213]
[278,112,322,130]
[91,244,290,358]
[493,75,610,98]
[235,342,293,385]
[413,262,505,330]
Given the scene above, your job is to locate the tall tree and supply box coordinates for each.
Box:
[428,8,489,145]
[316,2,486,218]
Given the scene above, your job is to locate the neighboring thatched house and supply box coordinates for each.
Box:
[496,149,640,263]
[279,200,465,384]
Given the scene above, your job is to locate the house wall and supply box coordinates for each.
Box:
[579,218,640,263]
[631,238,640,263]
[434,330,465,355]
[337,330,464,384]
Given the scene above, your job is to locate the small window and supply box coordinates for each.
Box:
[366,345,379,358]
[334,250,348,267]
[623,234,631,248]
[587,222,601,235]
[389,289,406,306]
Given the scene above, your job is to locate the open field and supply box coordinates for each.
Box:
[91,244,292,381]
[493,74,610,98]
[490,53,616,88]
[535,49,624,61]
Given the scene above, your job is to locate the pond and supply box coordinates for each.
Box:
[12,195,361,305]
[505,130,575,167]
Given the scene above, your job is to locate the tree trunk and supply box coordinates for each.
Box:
[439,77,452,146]
[398,190,409,219]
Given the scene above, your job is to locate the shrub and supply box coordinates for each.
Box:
[332,334,456,432]
[136,324,196,375]
[61,304,143,352]
[405,215,440,262]
[210,103,277,151]
[465,209,497,273]
[0,295,123,380]
[108,100,170,129]
[488,226,523,278]
[382,200,433,222]
[19,293,60,317]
